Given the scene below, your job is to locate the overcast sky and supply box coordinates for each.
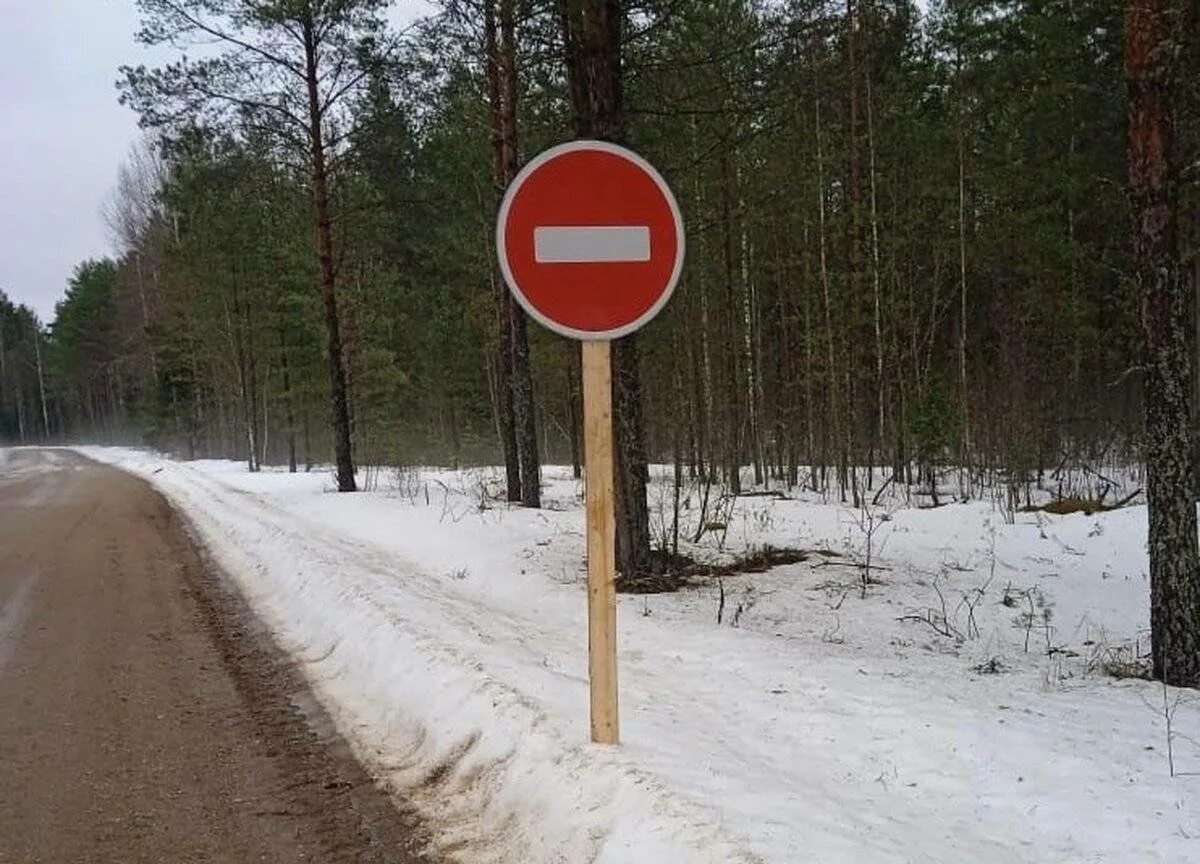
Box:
[0,1,433,323]
[0,1,144,321]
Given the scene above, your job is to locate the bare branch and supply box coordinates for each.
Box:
[146,0,306,79]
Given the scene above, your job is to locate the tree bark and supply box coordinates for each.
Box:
[511,301,541,506]
[845,0,864,503]
[1126,0,1200,686]
[955,30,972,488]
[485,0,522,502]
[226,286,257,473]
[280,331,297,473]
[814,68,840,498]
[32,323,49,441]
[719,149,743,494]
[303,14,356,492]
[866,60,886,474]
[562,0,653,577]
[498,0,541,508]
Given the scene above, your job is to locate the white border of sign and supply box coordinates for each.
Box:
[496,139,686,342]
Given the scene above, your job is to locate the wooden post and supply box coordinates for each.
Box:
[581,339,619,744]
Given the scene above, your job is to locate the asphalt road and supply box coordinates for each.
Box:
[0,449,430,864]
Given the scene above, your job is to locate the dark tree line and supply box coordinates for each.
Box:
[3,0,1198,681]
[0,291,51,444]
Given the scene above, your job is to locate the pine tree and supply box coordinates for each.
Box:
[120,0,399,491]
[1126,0,1200,686]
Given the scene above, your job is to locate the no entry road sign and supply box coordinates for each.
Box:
[496,140,684,748]
[496,140,685,341]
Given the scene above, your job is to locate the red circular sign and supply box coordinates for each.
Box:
[497,140,685,341]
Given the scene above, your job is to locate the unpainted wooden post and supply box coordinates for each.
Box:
[581,339,618,744]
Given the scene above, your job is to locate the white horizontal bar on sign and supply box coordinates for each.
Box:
[533,226,651,264]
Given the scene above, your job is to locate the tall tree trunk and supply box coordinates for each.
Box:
[802,223,817,488]
[742,214,765,488]
[814,72,840,499]
[189,341,202,459]
[845,0,864,504]
[303,15,356,492]
[485,0,522,502]
[611,332,651,575]
[720,148,743,494]
[866,60,886,477]
[689,114,715,481]
[955,37,972,489]
[225,291,257,472]
[562,0,653,576]
[280,331,297,473]
[446,400,462,468]
[260,359,270,467]
[245,289,262,472]
[511,307,540,505]
[499,0,541,508]
[32,323,49,441]
[303,408,313,472]
[1126,0,1200,686]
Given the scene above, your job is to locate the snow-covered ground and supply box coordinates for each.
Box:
[60,448,1200,862]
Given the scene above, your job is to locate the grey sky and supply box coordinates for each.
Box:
[0,0,433,324]
[0,1,145,322]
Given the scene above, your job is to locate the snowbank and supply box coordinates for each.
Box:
[74,447,1198,863]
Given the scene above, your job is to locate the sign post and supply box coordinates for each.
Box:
[581,339,618,743]
[497,140,684,745]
